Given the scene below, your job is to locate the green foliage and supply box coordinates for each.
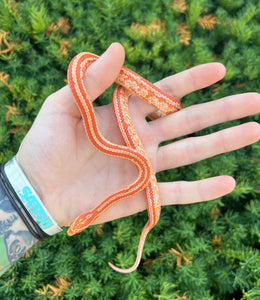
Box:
[0,0,259,299]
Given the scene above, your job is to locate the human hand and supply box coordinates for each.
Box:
[16,43,260,227]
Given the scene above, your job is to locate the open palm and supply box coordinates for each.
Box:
[16,43,260,228]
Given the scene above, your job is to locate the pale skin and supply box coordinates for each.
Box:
[15,43,260,229]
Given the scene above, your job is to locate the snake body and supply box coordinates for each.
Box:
[67,52,182,273]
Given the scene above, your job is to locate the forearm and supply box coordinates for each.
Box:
[0,157,63,276]
[0,185,37,276]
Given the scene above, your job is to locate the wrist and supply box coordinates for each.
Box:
[0,173,37,276]
[2,157,64,238]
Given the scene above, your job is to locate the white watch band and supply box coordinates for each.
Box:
[4,156,63,236]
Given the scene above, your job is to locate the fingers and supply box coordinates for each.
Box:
[151,92,260,144]
[158,62,226,100]
[92,176,236,225]
[159,176,236,206]
[132,62,226,117]
[157,122,260,172]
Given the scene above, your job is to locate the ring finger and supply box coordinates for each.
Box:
[156,122,260,172]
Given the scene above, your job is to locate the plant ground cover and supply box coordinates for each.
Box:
[0,0,259,299]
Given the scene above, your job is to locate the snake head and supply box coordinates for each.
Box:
[67,212,94,236]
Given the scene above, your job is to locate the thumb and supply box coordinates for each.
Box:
[43,43,125,117]
[83,42,125,101]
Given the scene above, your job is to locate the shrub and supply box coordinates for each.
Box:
[0,0,259,299]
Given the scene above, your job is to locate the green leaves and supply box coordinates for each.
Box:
[0,0,259,299]
[186,0,206,29]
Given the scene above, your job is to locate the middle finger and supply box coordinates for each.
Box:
[151,92,260,144]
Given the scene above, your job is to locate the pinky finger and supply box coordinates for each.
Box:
[91,176,236,225]
[160,175,236,206]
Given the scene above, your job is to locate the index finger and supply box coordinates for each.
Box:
[131,62,226,117]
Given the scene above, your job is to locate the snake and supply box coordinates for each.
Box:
[67,52,182,273]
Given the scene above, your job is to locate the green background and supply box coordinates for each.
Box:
[0,235,10,276]
[0,0,259,299]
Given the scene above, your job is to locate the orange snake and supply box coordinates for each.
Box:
[67,52,182,273]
